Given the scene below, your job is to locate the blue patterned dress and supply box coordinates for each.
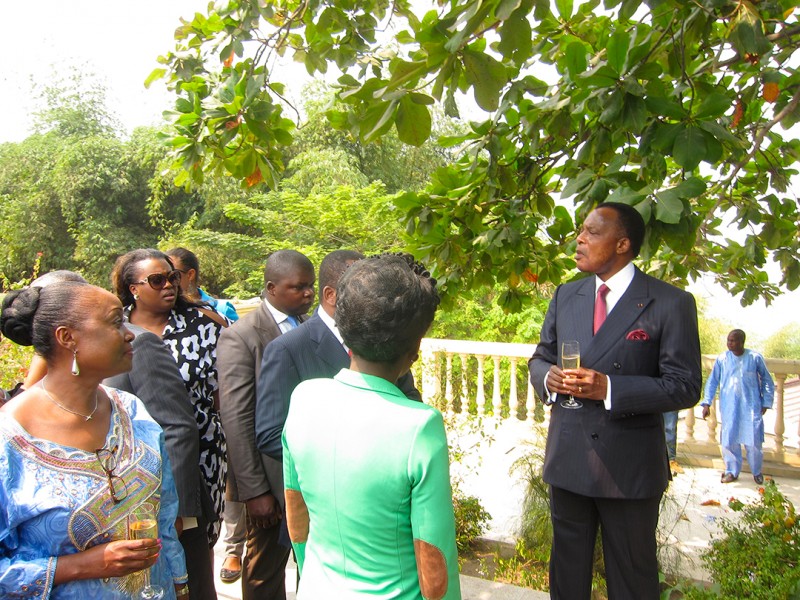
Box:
[0,387,187,599]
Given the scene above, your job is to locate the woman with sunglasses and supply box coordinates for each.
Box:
[111,249,229,550]
[0,281,187,598]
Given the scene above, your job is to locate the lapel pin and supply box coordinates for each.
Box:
[637,303,643,308]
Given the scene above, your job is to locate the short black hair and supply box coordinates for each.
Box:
[31,270,87,288]
[319,250,364,291]
[729,329,746,342]
[336,254,439,363]
[263,249,314,287]
[1,281,90,359]
[597,202,646,257]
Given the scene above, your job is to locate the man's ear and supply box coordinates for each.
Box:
[322,286,336,307]
[265,280,275,296]
[617,236,631,255]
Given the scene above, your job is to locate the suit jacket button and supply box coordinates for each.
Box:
[591,433,599,440]
[613,362,621,369]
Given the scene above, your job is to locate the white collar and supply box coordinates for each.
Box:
[317,306,344,346]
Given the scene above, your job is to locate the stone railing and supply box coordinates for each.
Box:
[416,338,800,464]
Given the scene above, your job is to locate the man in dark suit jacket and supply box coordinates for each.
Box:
[105,324,217,600]
[217,249,315,600]
[529,202,701,600]
[255,250,422,460]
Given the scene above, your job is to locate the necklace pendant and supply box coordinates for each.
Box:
[86,415,92,421]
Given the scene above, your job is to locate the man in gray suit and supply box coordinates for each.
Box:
[529,202,701,600]
[217,250,315,600]
[105,324,216,600]
[255,250,422,460]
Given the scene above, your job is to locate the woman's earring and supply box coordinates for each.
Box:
[71,350,80,376]
[133,293,139,301]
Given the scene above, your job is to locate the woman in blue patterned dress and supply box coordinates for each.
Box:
[111,249,228,547]
[0,281,187,599]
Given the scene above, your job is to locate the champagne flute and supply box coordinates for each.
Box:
[129,502,164,600]
[560,340,582,409]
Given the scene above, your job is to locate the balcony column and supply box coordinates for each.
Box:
[509,359,520,420]
[444,353,454,415]
[475,355,487,415]
[419,347,439,406]
[684,407,695,441]
[492,356,503,417]
[774,374,786,454]
[459,354,470,415]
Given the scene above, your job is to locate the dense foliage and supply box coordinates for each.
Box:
[154,0,800,310]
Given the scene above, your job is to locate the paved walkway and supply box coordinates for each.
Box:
[210,418,800,598]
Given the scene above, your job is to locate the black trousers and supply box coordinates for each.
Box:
[241,512,291,600]
[548,485,662,600]
[179,517,217,600]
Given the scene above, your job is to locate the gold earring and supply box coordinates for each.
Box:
[71,349,80,376]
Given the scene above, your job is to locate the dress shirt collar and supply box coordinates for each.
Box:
[263,298,296,334]
[317,306,345,346]
[595,261,635,315]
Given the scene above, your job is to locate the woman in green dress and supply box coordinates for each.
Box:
[282,254,460,599]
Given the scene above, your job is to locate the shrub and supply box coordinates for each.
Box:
[453,487,492,554]
[687,480,800,599]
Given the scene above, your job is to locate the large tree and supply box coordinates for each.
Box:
[153,0,800,307]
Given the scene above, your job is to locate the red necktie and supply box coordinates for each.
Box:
[593,284,610,335]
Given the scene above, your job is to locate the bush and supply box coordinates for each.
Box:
[453,487,492,554]
[684,480,800,599]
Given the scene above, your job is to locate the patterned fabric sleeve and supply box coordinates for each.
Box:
[0,464,58,597]
[408,410,461,600]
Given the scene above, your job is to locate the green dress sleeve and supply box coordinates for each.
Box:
[408,410,461,600]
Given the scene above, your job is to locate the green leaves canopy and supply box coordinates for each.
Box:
[154,0,800,307]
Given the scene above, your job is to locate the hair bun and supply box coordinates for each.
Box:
[0,287,41,346]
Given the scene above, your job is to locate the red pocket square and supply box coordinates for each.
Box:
[626,329,650,341]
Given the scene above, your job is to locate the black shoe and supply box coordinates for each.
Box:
[754,474,764,485]
[721,472,738,483]
[219,557,242,583]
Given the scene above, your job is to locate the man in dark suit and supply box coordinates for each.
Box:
[217,249,315,600]
[254,250,421,460]
[529,202,702,600]
[105,324,217,600]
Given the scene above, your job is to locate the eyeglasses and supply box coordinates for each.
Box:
[95,444,129,503]
[134,271,182,290]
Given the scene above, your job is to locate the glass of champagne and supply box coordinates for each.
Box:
[129,502,164,600]
[560,340,582,409]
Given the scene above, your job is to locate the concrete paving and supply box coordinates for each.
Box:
[210,417,800,598]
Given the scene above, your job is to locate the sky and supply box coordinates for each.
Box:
[2,0,799,340]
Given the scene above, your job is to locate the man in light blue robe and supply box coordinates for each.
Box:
[702,329,774,484]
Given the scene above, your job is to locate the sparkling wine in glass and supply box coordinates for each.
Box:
[560,340,582,409]
[129,502,164,600]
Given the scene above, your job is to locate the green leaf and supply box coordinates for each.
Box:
[396,96,432,146]
[673,177,706,198]
[606,30,630,75]
[672,126,707,171]
[360,100,398,141]
[498,9,533,64]
[144,68,167,89]
[644,96,686,120]
[556,0,573,20]
[564,41,588,79]
[620,94,647,132]
[654,188,684,224]
[694,93,732,119]
[462,49,507,112]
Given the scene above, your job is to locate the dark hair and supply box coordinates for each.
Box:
[1,281,90,359]
[111,248,204,311]
[336,254,439,363]
[166,247,200,277]
[729,329,746,342]
[319,250,364,291]
[31,270,87,288]
[597,202,646,257]
[263,249,314,287]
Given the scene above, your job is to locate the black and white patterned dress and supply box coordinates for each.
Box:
[125,305,228,546]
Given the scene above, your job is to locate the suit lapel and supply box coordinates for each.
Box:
[582,268,653,368]
[254,303,281,342]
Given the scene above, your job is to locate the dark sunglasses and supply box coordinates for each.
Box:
[95,444,129,503]
[134,271,182,290]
